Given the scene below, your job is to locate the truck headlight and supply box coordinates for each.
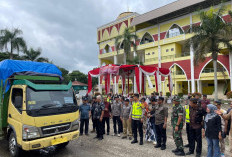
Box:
[71,119,79,131]
[23,125,40,140]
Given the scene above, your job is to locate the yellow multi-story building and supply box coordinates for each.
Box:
[97,0,232,98]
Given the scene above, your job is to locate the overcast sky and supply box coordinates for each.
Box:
[0,0,177,73]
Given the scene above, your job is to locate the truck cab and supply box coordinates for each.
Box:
[3,76,80,157]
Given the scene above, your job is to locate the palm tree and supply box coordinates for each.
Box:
[186,5,232,100]
[0,28,26,59]
[23,47,49,62]
[115,28,138,64]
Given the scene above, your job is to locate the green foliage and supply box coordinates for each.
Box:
[22,47,49,62]
[186,4,232,63]
[0,28,26,59]
[178,93,184,98]
[166,92,171,97]
[58,67,70,84]
[115,28,138,64]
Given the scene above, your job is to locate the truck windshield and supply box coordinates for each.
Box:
[26,87,78,117]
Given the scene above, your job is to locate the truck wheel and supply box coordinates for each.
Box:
[9,132,21,157]
[56,142,69,149]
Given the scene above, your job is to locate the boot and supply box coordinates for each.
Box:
[185,151,194,155]
[154,144,161,148]
[172,148,179,153]
[160,145,166,150]
[184,144,189,147]
[175,149,185,156]
[139,140,143,145]
[131,139,138,144]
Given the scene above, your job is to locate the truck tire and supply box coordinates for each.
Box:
[56,142,69,149]
[9,132,21,157]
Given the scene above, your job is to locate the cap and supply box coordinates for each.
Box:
[159,97,164,101]
[151,98,157,102]
[215,100,222,105]
[190,98,198,104]
[173,96,181,102]
[125,99,129,102]
[82,96,88,101]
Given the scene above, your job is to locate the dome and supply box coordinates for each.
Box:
[117,12,134,20]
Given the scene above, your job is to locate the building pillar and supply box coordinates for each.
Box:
[163,81,165,95]
[190,44,195,93]
[197,80,200,93]
[190,13,195,94]
[98,76,102,94]
[199,80,202,94]
[229,51,232,90]
[158,24,162,93]
[134,75,137,94]
[188,80,190,94]
[114,55,118,64]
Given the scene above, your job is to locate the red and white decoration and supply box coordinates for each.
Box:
[88,64,173,95]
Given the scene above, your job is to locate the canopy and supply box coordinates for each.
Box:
[88,64,173,95]
[0,59,62,93]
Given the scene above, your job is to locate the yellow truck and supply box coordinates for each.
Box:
[0,60,80,157]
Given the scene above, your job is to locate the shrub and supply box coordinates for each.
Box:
[166,92,171,97]
[178,93,184,98]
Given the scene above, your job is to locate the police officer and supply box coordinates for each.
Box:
[93,95,105,140]
[171,96,185,156]
[184,99,190,147]
[129,94,144,145]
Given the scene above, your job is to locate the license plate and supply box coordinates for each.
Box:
[51,137,68,145]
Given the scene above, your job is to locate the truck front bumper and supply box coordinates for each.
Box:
[22,130,79,151]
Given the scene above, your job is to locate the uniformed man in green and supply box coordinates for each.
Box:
[171,96,185,156]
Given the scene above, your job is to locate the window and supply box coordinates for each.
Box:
[152,52,155,55]
[171,48,174,51]
[166,49,169,52]
[12,88,23,113]
[166,24,184,38]
[104,45,112,53]
[140,33,154,44]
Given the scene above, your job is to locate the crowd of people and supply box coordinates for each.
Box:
[78,92,232,157]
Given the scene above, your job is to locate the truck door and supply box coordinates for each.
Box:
[8,87,24,144]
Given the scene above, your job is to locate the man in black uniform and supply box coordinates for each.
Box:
[93,95,105,140]
[91,97,97,133]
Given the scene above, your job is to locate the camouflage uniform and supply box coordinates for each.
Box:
[171,97,184,151]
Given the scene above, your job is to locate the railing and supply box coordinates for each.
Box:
[175,52,190,57]
[202,68,226,73]
[175,71,185,75]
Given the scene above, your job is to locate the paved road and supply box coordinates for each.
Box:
[0,123,215,157]
[0,103,230,157]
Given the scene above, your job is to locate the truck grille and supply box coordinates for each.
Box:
[41,123,71,136]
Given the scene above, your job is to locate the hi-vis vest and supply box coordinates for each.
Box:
[184,105,190,123]
[132,102,143,119]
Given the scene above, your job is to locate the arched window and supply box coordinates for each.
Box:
[120,42,124,50]
[104,44,112,53]
[140,32,154,44]
[166,24,184,38]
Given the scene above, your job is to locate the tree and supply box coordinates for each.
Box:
[0,28,26,59]
[69,70,88,84]
[186,5,232,100]
[115,28,138,64]
[58,67,70,83]
[22,47,49,62]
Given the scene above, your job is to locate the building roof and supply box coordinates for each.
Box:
[72,81,88,86]
[131,0,224,27]
[97,12,139,29]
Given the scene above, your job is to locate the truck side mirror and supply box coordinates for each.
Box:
[14,96,23,109]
